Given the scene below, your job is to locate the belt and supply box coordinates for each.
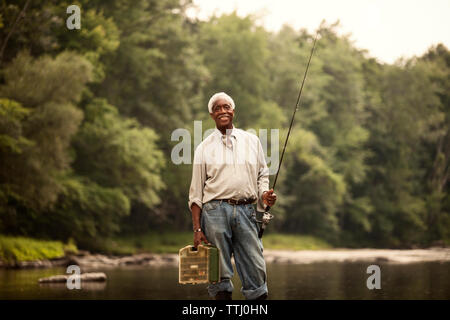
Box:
[218,198,256,205]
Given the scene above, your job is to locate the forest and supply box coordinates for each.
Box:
[0,0,449,252]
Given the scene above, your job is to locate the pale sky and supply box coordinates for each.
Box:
[187,0,450,64]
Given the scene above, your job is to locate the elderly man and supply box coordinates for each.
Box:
[188,92,277,300]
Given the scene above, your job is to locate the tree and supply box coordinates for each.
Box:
[363,56,444,246]
[0,51,91,210]
[421,44,450,244]
[91,0,206,134]
[197,12,272,129]
[72,98,165,232]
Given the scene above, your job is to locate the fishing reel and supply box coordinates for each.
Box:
[255,210,274,225]
[261,211,274,225]
[257,210,274,238]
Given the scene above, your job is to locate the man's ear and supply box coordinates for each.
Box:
[209,113,214,120]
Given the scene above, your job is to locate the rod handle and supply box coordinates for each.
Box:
[258,225,265,238]
[258,205,271,238]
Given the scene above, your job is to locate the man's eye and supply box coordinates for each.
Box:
[214,105,231,112]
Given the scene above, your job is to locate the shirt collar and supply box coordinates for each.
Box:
[214,126,237,139]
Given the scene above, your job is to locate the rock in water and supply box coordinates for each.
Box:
[38,272,107,283]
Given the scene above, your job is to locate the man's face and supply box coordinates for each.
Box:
[210,98,234,129]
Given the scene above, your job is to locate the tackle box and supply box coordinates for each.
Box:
[178,244,220,284]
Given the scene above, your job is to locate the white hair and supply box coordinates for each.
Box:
[207,92,235,113]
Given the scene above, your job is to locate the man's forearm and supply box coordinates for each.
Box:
[191,203,202,230]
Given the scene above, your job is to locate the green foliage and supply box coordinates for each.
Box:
[0,1,62,61]
[197,12,273,128]
[56,2,120,82]
[0,98,33,154]
[0,51,90,211]
[73,98,165,209]
[78,1,206,231]
[0,235,74,264]
[110,232,331,254]
[362,56,446,247]
[113,231,193,254]
[1,51,92,107]
[92,0,206,134]
[267,25,328,125]
[41,175,130,248]
[262,233,332,250]
[278,129,345,241]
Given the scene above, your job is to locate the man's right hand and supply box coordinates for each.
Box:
[194,231,210,248]
[191,203,210,248]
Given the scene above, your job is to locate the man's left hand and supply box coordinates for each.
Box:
[262,189,277,207]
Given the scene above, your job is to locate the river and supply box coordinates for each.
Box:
[1,261,449,299]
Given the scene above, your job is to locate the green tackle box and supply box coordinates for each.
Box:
[178,244,220,284]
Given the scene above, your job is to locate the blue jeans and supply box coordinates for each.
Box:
[201,200,267,300]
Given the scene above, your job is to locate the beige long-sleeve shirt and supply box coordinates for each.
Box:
[188,127,270,213]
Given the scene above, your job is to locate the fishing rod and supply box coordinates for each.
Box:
[258,31,319,239]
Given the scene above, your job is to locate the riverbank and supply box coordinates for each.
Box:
[108,232,332,254]
[263,248,450,264]
[0,235,77,267]
[2,247,450,270]
[2,234,449,269]
[0,232,331,267]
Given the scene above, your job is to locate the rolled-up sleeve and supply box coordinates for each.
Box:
[256,139,270,212]
[188,145,205,212]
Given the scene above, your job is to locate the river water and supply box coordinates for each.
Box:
[1,262,449,299]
